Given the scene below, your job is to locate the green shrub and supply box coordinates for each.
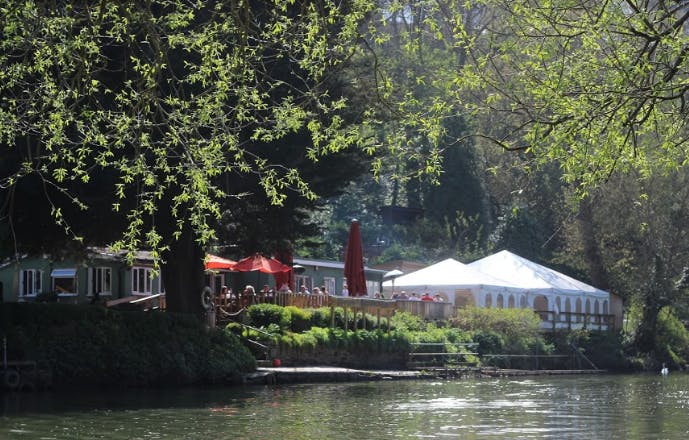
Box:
[655,307,689,368]
[390,311,424,331]
[226,322,244,336]
[453,307,541,338]
[309,308,331,328]
[0,303,255,388]
[472,330,505,354]
[290,331,319,350]
[308,326,331,344]
[286,306,312,332]
[247,303,291,330]
[563,330,628,370]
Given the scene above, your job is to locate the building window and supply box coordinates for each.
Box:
[19,269,43,297]
[89,267,112,296]
[366,280,380,297]
[51,268,77,295]
[132,267,152,295]
[295,275,311,293]
[323,277,336,296]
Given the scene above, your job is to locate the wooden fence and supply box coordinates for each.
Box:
[216,293,452,327]
[536,311,616,331]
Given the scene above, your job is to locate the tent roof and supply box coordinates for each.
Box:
[468,250,608,296]
[382,258,520,290]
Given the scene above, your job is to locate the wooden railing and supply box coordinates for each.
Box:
[217,291,330,311]
[218,293,454,328]
[407,342,479,370]
[394,300,455,320]
[536,311,616,331]
[106,294,166,311]
[216,293,615,332]
[329,297,398,330]
[218,293,454,323]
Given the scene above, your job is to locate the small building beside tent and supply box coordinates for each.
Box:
[292,257,386,297]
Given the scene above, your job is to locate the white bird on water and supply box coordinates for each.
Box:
[661,363,669,376]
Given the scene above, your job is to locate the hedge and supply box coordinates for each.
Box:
[0,303,255,388]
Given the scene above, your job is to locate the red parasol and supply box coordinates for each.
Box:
[343,219,367,296]
[205,254,237,271]
[232,253,292,274]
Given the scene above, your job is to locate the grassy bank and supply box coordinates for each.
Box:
[0,303,255,388]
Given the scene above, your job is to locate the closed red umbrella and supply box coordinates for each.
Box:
[205,254,237,270]
[344,219,367,296]
[273,248,294,291]
[232,253,291,274]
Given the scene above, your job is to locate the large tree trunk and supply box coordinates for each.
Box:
[161,222,206,317]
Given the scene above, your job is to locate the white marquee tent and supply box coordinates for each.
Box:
[467,250,613,329]
[381,258,522,306]
[468,250,609,299]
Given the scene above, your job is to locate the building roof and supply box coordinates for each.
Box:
[382,258,521,290]
[468,250,608,297]
[293,257,387,275]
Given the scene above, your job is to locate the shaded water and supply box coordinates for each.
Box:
[2,373,689,439]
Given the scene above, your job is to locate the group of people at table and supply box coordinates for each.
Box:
[215,284,444,310]
[388,291,444,302]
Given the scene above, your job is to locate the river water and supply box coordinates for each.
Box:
[1,373,688,439]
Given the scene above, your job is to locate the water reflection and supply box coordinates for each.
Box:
[1,374,689,439]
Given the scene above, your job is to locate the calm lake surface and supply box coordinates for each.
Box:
[1,373,688,439]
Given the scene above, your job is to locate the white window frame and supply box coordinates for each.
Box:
[88,267,112,296]
[19,269,43,297]
[51,268,78,296]
[323,277,336,296]
[132,266,153,295]
[295,275,311,293]
[366,280,380,298]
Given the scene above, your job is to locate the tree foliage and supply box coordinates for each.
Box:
[0,0,376,263]
[460,0,689,191]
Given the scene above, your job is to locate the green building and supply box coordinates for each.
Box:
[292,257,385,297]
[0,248,164,304]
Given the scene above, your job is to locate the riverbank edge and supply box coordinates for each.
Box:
[243,366,606,385]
